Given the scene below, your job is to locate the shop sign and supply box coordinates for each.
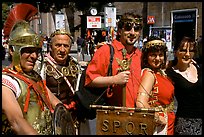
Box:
[104,7,116,27]
[55,13,65,30]
[147,16,155,24]
[173,10,196,23]
[87,16,101,28]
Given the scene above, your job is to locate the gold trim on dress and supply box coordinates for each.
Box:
[154,101,174,113]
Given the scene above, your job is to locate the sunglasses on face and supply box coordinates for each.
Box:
[123,22,142,31]
[21,47,42,54]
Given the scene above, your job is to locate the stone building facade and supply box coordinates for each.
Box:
[114,2,202,36]
[31,2,202,51]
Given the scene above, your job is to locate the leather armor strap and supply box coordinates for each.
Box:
[2,68,54,113]
[45,57,75,95]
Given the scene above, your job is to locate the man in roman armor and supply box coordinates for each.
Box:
[2,20,62,135]
[36,29,82,134]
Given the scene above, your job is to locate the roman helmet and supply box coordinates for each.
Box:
[9,21,41,71]
[3,3,40,72]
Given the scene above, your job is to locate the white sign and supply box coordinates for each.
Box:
[166,29,172,51]
[87,16,101,28]
[55,14,65,30]
[104,7,116,27]
[166,29,172,42]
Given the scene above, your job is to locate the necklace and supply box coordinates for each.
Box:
[184,68,189,78]
[173,66,190,79]
[173,64,198,83]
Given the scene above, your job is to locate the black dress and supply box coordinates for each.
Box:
[166,63,202,135]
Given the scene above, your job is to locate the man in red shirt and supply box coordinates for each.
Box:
[85,12,143,108]
[79,12,143,135]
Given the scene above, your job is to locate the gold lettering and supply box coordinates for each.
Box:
[102,120,109,132]
[113,120,120,133]
[125,121,135,135]
[138,123,148,135]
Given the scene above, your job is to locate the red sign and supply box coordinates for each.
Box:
[87,16,101,28]
[147,16,155,24]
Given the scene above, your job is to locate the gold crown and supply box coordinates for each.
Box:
[145,40,165,48]
[50,29,73,40]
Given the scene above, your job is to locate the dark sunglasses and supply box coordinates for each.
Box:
[124,22,142,31]
[21,47,42,54]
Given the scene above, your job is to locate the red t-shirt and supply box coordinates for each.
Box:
[85,39,142,108]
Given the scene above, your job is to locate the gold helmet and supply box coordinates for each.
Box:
[3,3,39,72]
[9,21,41,70]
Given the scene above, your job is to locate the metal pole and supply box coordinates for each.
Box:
[37,2,42,35]
[90,105,160,112]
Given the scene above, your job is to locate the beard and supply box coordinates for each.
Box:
[126,34,139,45]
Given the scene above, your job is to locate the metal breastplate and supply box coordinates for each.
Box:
[46,58,79,104]
[2,77,53,135]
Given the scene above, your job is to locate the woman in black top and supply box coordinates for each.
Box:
[166,36,202,135]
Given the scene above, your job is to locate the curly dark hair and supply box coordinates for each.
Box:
[116,12,143,40]
[141,36,168,70]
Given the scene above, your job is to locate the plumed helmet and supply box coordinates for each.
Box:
[3,3,40,72]
[9,21,41,69]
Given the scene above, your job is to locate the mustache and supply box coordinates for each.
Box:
[127,34,137,39]
[125,33,139,38]
[57,52,66,55]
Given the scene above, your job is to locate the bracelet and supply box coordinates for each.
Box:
[137,92,149,97]
[136,100,146,108]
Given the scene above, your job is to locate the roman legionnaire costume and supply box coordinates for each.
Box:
[45,29,80,104]
[40,29,81,134]
[2,4,54,134]
[45,53,80,104]
[2,67,54,135]
[2,20,54,135]
[45,53,80,125]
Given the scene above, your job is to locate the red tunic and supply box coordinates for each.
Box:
[143,69,175,135]
[85,39,142,108]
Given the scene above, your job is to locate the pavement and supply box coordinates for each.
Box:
[70,43,91,67]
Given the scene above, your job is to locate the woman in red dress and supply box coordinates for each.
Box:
[136,37,175,135]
